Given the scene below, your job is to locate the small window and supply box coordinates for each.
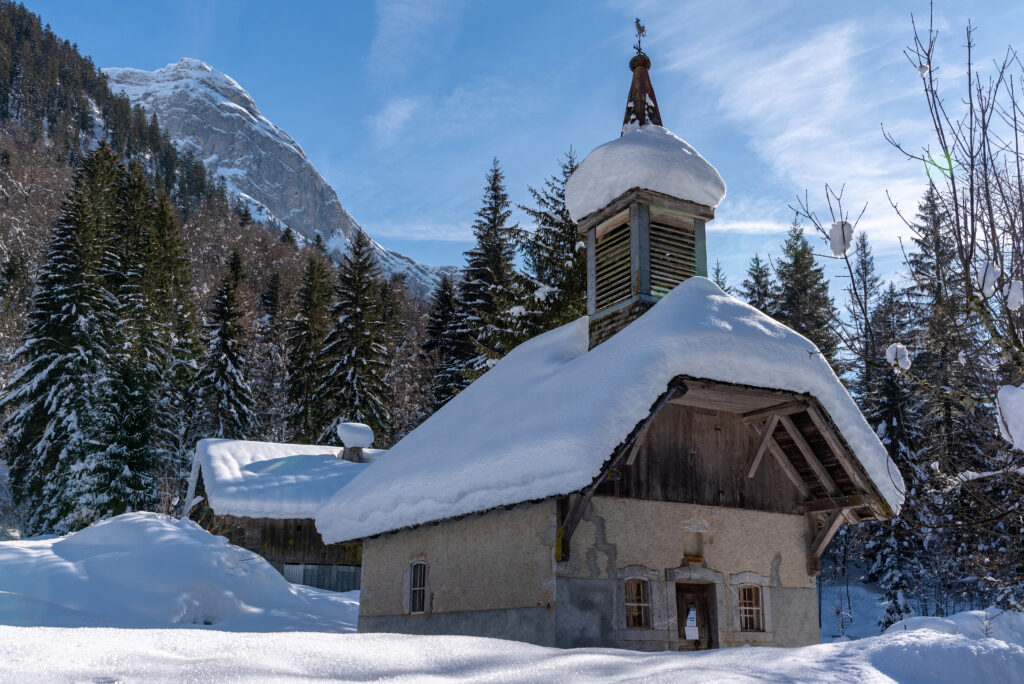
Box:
[624,578,651,629]
[738,585,764,632]
[409,561,427,614]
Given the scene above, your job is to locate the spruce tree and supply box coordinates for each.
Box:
[772,221,842,367]
[458,158,528,378]
[0,144,122,533]
[739,254,776,314]
[195,250,256,439]
[422,274,471,411]
[83,160,161,521]
[147,190,200,502]
[711,259,732,293]
[862,284,927,627]
[848,232,882,400]
[518,149,585,330]
[251,269,291,442]
[286,252,334,442]
[319,231,390,443]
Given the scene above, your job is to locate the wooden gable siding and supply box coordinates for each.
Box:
[189,472,360,566]
[212,514,362,566]
[595,403,803,513]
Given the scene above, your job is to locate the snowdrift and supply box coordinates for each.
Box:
[0,627,1021,683]
[0,512,356,631]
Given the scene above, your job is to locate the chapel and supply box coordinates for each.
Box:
[313,45,903,651]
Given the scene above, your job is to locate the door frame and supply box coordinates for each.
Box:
[674,580,719,650]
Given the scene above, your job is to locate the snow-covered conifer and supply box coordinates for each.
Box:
[318,231,390,443]
[195,250,256,440]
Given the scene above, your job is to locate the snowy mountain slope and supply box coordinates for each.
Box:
[102,58,445,294]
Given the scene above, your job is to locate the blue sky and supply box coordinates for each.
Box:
[23,0,1024,287]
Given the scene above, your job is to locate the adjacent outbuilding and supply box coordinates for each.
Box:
[187,430,383,593]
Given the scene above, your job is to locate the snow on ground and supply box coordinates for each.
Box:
[1,516,1021,682]
[0,512,357,632]
[1,626,1022,683]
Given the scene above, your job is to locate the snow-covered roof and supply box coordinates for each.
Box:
[316,278,902,543]
[565,125,727,221]
[192,439,369,520]
[336,422,374,448]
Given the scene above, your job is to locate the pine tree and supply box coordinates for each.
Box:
[251,269,290,442]
[848,232,882,400]
[905,186,998,613]
[711,259,732,293]
[739,254,776,314]
[280,225,297,246]
[195,250,256,439]
[862,284,927,627]
[0,144,122,533]
[772,221,842,367]
[82,160,161,521]
[319,231,390,443]
[422,274,471,411]
[458,158,528,378]
[147,191,200,503]
[286,253,334,442]
[518,149,585,330]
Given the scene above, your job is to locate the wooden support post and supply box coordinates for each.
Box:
[747,414,780,478]
[811,510,846,560]
[779,414,840,496]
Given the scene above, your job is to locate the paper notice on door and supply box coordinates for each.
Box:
[684,608,699,640]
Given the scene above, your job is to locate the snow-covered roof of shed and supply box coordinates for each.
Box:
[316,278,902,543]
[336,422,374,448]
[193,439,369,520]
[565,125,727,221]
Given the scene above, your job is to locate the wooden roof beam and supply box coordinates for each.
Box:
[805,403,890,519]
[799,495,866,514]
[748,419,811,499]
[742,400,807,423]
[779,414,841,497]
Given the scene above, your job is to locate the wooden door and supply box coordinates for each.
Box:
[676,583,713,650]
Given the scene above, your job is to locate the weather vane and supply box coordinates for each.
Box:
[633,18,646,56]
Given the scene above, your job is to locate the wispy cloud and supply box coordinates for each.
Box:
[369,0,465,79]
[627,0,932,247]
[368,97,420,146]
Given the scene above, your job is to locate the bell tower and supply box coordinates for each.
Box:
[565,33,726,349]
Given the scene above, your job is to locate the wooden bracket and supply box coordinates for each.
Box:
[778,414,840,496]
[747,418,811,498]
[747,414,779,478]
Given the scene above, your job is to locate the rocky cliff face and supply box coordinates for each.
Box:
[103,58,443,294]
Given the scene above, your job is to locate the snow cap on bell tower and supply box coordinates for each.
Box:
[565,21,727,348]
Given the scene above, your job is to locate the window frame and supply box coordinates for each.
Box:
[737,584,764,632]
[624,577,652,629]
[409,561,427,615]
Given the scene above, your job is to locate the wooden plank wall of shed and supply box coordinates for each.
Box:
[211,513,361,566]
[596,403,804,513]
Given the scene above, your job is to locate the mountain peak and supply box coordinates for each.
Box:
[103,59,445,295]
